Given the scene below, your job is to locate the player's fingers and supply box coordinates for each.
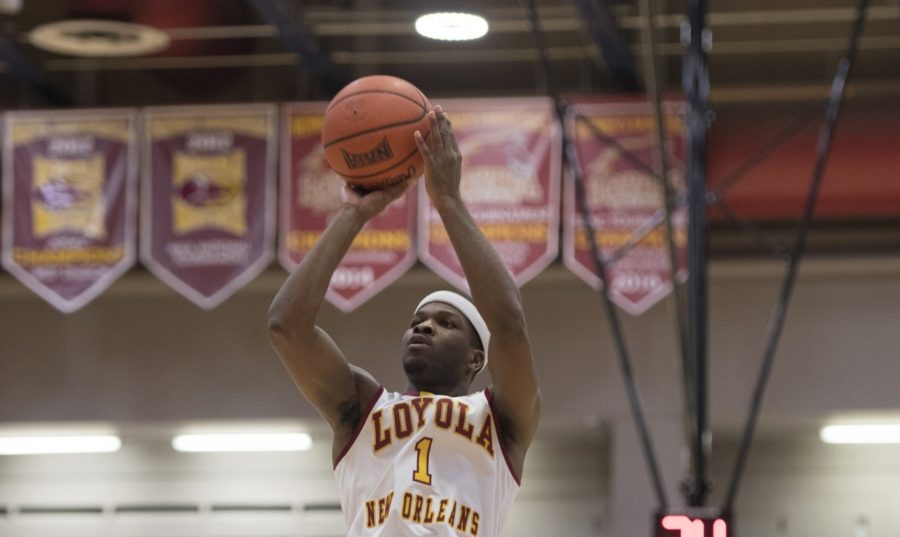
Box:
[436,105,450,129]
[428,110,444,154]
[435,106,458,152]
[414,130,432,158]
[384,178,414,199]
[340,184,361,204]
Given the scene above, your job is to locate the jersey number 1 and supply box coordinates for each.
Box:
[413,437,433,485]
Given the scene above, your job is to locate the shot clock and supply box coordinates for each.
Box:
[655,509,732,537]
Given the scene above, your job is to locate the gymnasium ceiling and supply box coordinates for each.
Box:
[0,0,898,107]
[0,0,898,254]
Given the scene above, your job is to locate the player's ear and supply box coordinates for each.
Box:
[469,349,485,375]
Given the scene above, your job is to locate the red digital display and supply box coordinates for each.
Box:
[655,510,732,537]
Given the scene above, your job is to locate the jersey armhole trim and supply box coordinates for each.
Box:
[485,387,522,486]
[333,385,385,469]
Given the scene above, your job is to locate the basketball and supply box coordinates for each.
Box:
[321,75,432,191]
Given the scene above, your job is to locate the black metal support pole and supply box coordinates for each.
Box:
[682,0,711,508]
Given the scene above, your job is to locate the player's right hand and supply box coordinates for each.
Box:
[415,105,463,210]
[341,180,414,221]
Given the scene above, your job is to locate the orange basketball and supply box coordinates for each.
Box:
[322,75,432,191]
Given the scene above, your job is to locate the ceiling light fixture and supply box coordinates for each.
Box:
[0,435,122,455]
[29,20,170,57]
[172,432,313,453]
[415,12,489,41]
[820,424,900,444]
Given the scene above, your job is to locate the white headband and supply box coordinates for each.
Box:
[415,290,490,373]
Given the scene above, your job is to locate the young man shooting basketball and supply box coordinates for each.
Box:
[268,106,541,536]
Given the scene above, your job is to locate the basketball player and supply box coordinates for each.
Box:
[268,106,541,536]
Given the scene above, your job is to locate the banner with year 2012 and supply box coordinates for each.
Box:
[1,109,138,313]
[418,98,561,293]
[563,100,687,315]
[141,104,277,309]
[280,103,417,312]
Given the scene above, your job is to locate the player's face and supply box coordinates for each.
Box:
[402,302,478,388]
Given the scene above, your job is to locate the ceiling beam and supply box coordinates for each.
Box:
[0,35,70,106]
[246,0,348,95]
[570,0,639,92]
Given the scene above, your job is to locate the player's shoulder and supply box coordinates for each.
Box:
[348,365,382,402]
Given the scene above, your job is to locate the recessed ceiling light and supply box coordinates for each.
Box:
[30,20,170,57]
[0,0,22,15]
[415,12,489,42]
[0,435,122,455]
[820,424,900,444]
[172,432,313,453]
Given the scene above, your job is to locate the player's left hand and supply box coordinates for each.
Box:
[415,105,462,208]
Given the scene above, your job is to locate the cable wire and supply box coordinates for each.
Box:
[710,198,789,258]
[722,0,870,512]
[519,0,670,509]
[713,108,818,198]
[639,0,694,498]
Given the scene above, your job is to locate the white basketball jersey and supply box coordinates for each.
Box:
[334,388,520,537]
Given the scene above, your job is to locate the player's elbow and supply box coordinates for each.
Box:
[532,387,543,417]
[267,302,286,332]
[492,302,528,338]
[267,304,316,349]
[267,304,298,343]
[267,313,285,336]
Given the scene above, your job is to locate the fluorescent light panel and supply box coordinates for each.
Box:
[0,435,121,455]
[820,424,900,444]
[172,433,313,453]
[415,12,489,41]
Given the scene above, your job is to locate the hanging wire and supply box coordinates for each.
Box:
[518,0,669,509]
[638,0,694,496]
[722,0,870,512]
[576,113,659,179]
[710,199,789,258]
[605,209,667,266]
[704,108,817,258]
[574,114,688,265]
[712,108,819,198]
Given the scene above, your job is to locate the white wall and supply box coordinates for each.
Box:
[0,422,605,537]
[1,255,899,535]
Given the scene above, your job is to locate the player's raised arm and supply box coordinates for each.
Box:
[267,182,411,444]
[414,106,541,478]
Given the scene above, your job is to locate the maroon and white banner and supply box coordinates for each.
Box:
[418,98,561,293]
[280,103,417,312]
[563,101,687,315]
[1,109,137,313]
[141,105,277,309]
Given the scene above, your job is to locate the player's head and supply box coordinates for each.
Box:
[403,291,490,392]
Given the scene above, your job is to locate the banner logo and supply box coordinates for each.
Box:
[31,154,106,239]
[171,149,247,236]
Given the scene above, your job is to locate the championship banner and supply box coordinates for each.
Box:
[563,101,687,315]
[141,105,277,309]
[1,109,137,313]
[280,103,417,312]
[417,98,561,293]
